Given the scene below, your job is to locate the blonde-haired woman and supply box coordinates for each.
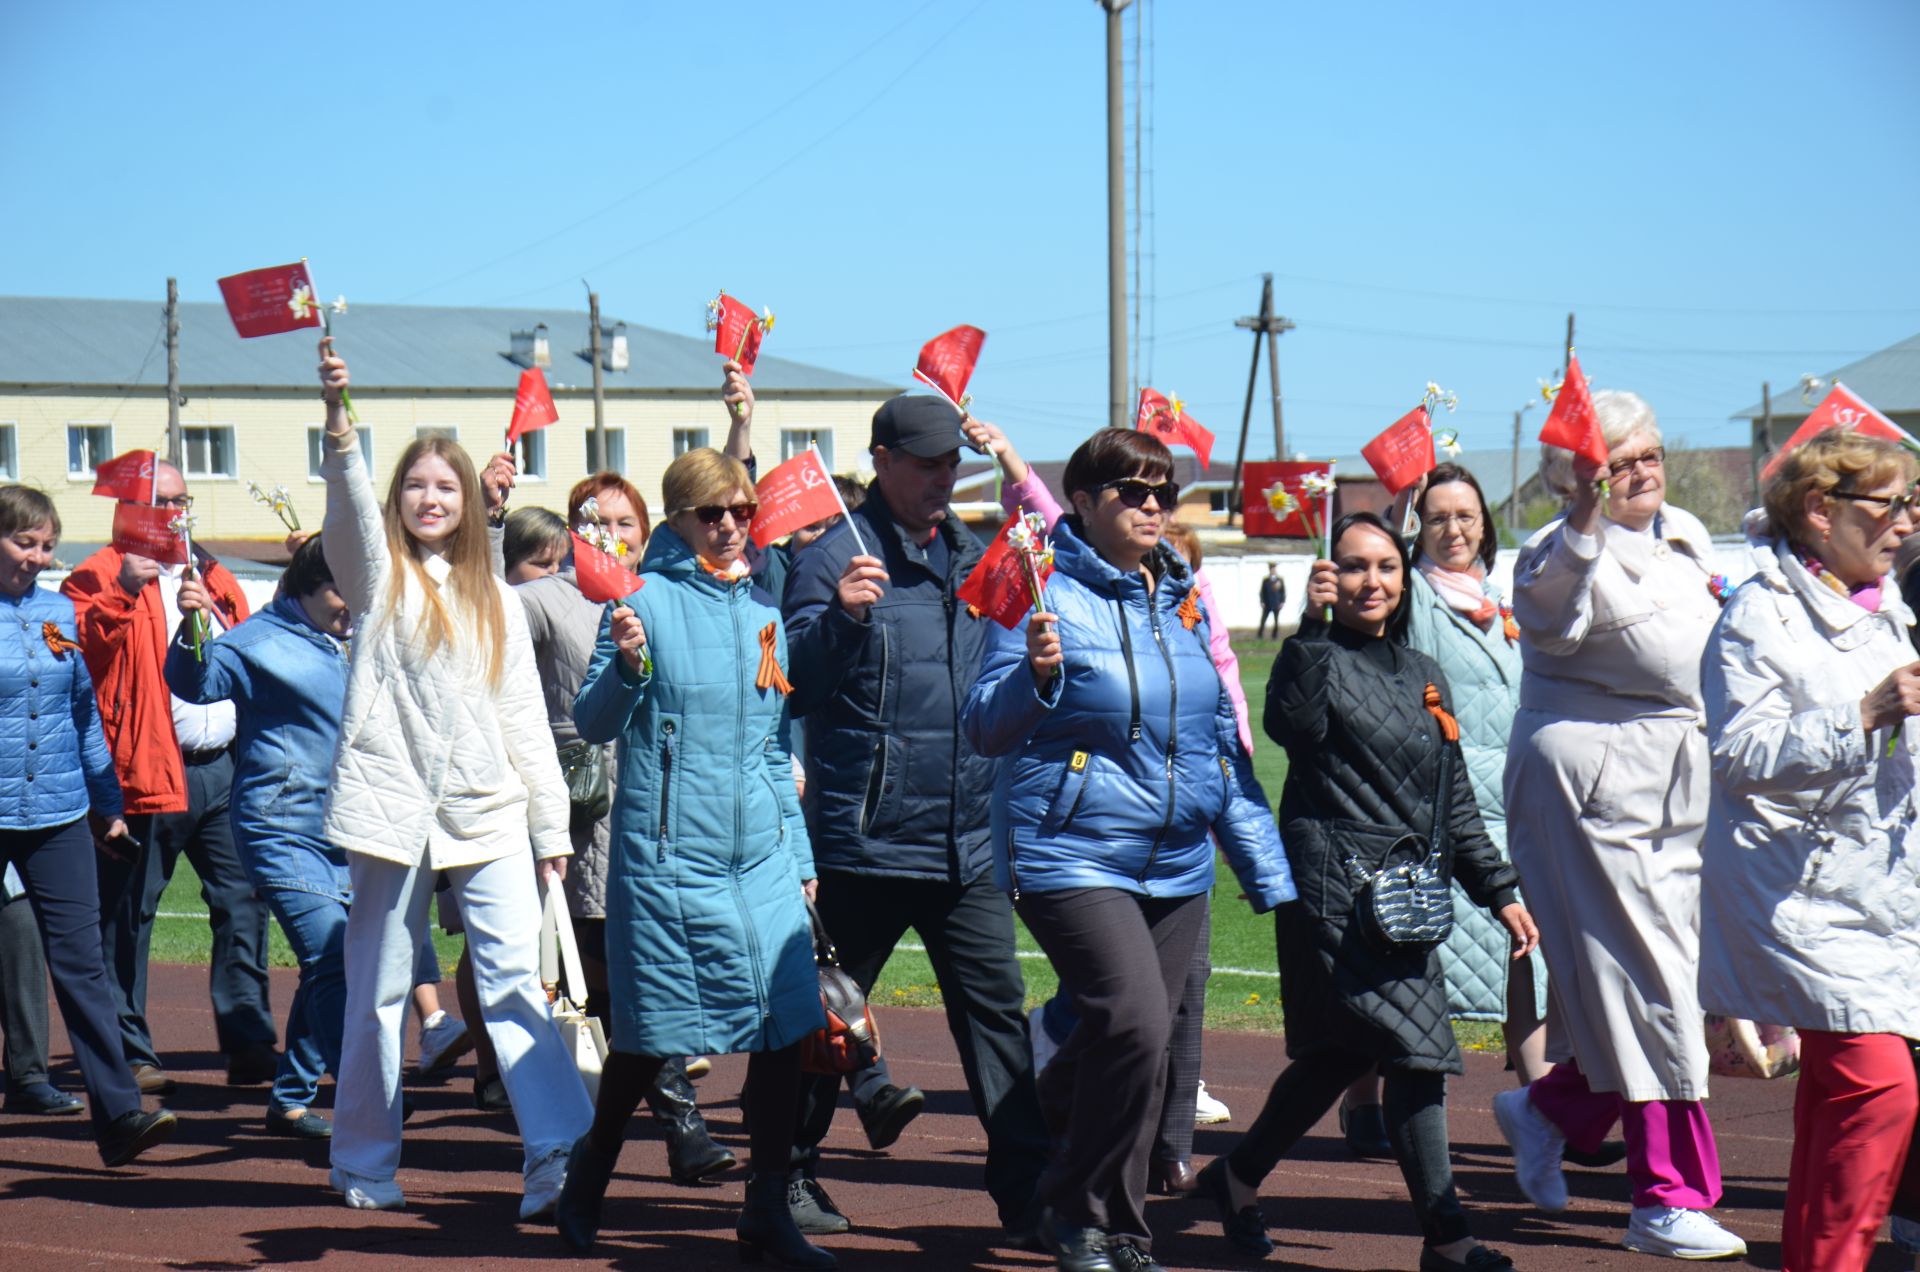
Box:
[317,341,591,1216]
[1496,390,1745,1260]
[1702,429,1920,1272]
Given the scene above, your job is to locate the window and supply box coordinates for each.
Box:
[182,425,237,478]
[585,429,625,473]
[671,428,709,457]
[780,428,833,470]
[516,429,547,480]
[67,423,113,477]
[417,426,459,442]
[0,424,14,479]
[307,426,374,479]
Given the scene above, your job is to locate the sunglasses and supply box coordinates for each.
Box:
[682,502,758,525]
[1833,489,1920,521]
[1100,478,1180,510]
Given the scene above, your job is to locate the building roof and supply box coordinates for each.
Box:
[1731,330,1920,420]
[0,296,901,396]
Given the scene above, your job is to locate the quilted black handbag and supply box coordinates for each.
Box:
[1346,715,1457,953]
[555,739,611,822]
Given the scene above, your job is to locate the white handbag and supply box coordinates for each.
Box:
[540,883,609,1102]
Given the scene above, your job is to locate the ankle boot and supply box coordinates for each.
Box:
[554,1134,620,1254]
[737,1172,838,1269]
[645,1063,738,1185]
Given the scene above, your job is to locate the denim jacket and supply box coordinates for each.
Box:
[164,594,350,900]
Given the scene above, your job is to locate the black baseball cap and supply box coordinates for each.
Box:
[870,395,965,458]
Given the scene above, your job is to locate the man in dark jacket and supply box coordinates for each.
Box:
[1257,563,1287,637]
[783,395,1048,1238]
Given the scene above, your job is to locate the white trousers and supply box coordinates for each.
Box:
[330,850,592,1183]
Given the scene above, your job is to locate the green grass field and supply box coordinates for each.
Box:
[150,633,1500,1050]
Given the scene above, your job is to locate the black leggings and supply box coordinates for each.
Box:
[588,1044,803,1175]
[1225,1047,1470,1247]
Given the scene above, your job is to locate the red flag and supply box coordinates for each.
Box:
[506,368,559,445]
[90,449,157,502]
[111,502,188,566]
[913,325,986,409]
[1135,388,1216,469]
[711,292,769,375]
[571,533,644,604]
[751,448,844,549]
[957,516,1055,630]
[217,261,325,339]
[1241,461,1335,539]
[1360,406,1437,495]
[1538,351,1608,468]
[1760,382,1913,480]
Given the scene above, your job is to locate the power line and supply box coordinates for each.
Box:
[1266,269,1920,318]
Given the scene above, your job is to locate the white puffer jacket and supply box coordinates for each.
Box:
[319,429,570,868]
[1698,518,1920,1037]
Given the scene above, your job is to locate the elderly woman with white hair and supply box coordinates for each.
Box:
[1492,391,1748,1261]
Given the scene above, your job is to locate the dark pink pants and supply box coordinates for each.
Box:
[1528,1059,1721,1210]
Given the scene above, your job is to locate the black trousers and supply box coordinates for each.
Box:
[794,869,1049,1226]
[106,749,274,1065]
[1226,1047,1471,1247]
[1,819,143,1131]
[0,886,52,1088]
[1257,605,1283,638]
[1154,892,1211,1163]
[1017,887,1207,1251]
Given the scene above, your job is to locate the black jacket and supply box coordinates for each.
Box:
[783,485,993,883]
[1265,619,1520,1073]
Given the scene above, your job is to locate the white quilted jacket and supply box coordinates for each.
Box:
[319,429,570,868]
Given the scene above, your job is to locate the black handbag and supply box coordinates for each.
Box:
[1345,732,1456,953]
[555,738,611,822]
[800,899,881,1076]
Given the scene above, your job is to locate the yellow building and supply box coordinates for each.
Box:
[1,297,901,547]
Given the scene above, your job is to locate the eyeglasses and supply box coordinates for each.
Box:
[679,502,758,525]
[155,493,194,509]
[1832,489,1920,521]
[1100,478,1180,510]
[1606,447,1665,479]
[1420,512,1480,531]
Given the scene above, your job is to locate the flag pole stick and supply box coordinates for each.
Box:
[814,442,869,558]
[320,307,360,424]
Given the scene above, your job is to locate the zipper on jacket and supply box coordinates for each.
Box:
[1137,594,1180,885]
[1114,588,1143,742]
[1006,825,1021,901]
[730,589,770,1024]
[875,624,891,724]
[657,720,677,862]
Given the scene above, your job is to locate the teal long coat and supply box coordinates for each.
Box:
[573,525,825,1057]
[1403,567,1548,1020]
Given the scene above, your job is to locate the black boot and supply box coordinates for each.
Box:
[738,1172,838,1269]
[1040,1206,1117,1272]
[97,1108,178,1167]
[555,1134,620,1254]
[645,1062,738,1185]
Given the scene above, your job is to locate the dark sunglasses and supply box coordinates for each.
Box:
[684,502,758,525]
[1100,478,1180,510]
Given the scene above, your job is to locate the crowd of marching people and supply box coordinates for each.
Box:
[5,332,1920,1272]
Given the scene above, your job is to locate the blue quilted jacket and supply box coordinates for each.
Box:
[1,585,122,830]
[961,520,1294,908]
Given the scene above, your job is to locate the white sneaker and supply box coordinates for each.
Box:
[519,1144,570,1221]
[1492,1087,1567,1213]
[1029,1004,1060,1078]
[414,1010,473,1076]
[1622,1206,1748,1260]
[1194,1080,1231,1125]
[331,1165,405,1211]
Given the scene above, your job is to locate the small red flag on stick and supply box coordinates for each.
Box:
[1760,382,1914,480]
[217,262,326,339]
[1360,406,1438,495]
[913,325,987,412]
[91,449,157,502]
[958,510,1056,630]
[506,367,559,446]
[752,446,849,550]
[111,502,188,566]
[707,291,774,375]
[1538,351,1608,468]
[572,533,644,604]
[1135,388,1216,468]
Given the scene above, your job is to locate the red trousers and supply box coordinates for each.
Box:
[1782,1030,1918,1272]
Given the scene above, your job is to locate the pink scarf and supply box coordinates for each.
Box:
[1796,546,1883,612]
[1419,560,1498,631]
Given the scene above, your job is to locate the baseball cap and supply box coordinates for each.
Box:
[870,395,966,458]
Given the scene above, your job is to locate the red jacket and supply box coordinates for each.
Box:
[62,546,249,815]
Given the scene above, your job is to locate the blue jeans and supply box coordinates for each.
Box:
[267,889,441,1111]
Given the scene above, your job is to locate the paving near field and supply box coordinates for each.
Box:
[0,963,1909,1271]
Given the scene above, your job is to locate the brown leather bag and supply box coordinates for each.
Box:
[799,901,881,1077]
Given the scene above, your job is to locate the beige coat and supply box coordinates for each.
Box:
[1504,505,1722,1102]
[319,429,570,869]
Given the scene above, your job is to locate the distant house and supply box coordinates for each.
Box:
[0,296,900,547]
[1734,330,1920,453]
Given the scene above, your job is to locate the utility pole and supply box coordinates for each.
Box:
[1235,274,1296,459]
[165,277,182,468]
[1509,408,1525,530]
[1101,0,1131,429]
[585,283,607,469]
[1225,278,1266,529]
[1563,311,1576,372]
[1755,381,1772,506]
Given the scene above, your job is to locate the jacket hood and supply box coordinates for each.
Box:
[1049,517,1192,607]
[636,522,714,584]
[262,592,340,647]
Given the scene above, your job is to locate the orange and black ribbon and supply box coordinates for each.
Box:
[1423,682,1460,742]
[43,621,81,659]
[756,621,792,696]
[1177,585,1203,632]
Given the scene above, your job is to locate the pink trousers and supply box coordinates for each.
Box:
[1528,1060,1721,1210]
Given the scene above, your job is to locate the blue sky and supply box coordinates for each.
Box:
[6,0,1917,463]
